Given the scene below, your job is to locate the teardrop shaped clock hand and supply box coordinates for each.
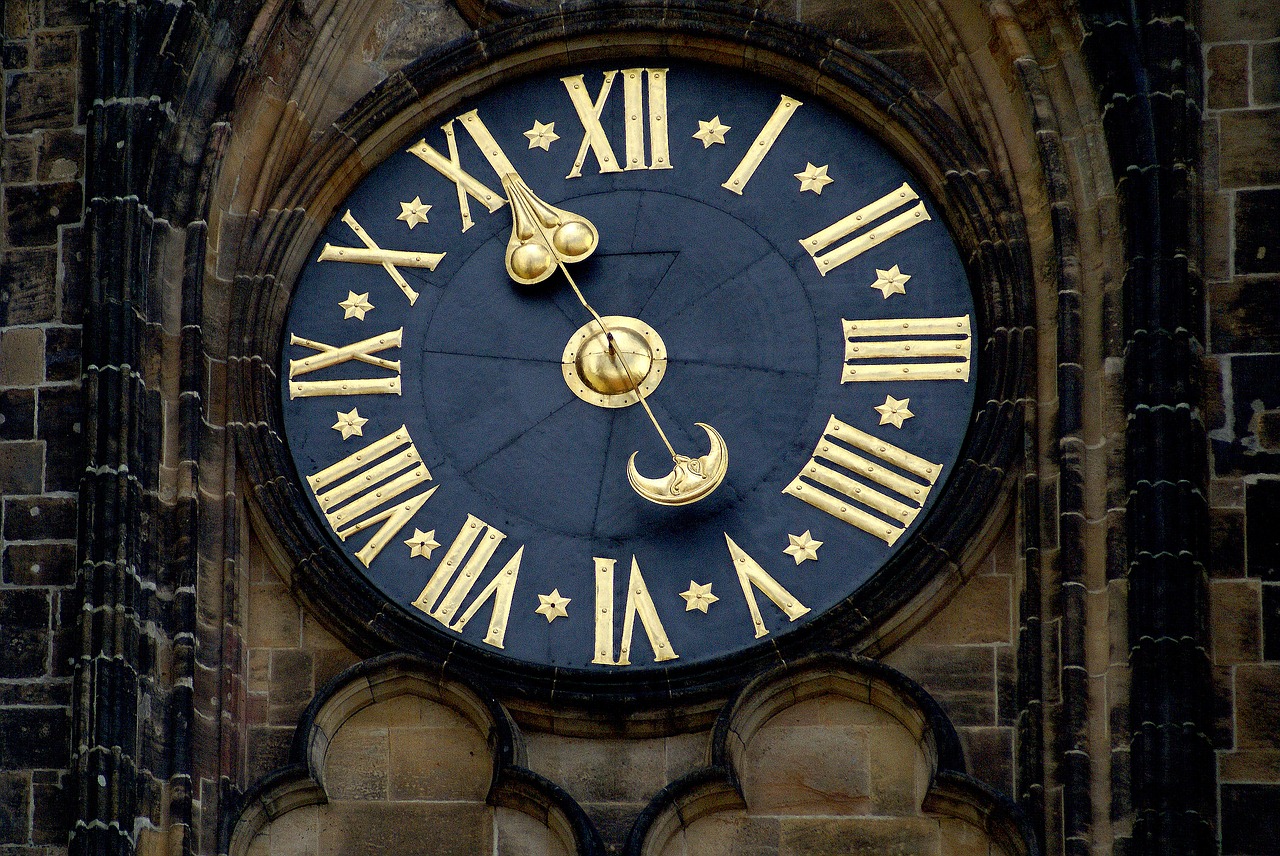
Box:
[498,173,729,506]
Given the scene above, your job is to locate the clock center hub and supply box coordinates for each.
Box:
[562,316,667,409]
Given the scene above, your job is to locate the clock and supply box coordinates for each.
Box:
[252,16,1023,707]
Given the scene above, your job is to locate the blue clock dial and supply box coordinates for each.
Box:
[280,60,977,674]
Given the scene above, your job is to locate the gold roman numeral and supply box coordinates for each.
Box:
[591,556,678,665]
[410,514,522,649]
[307,425,437,566]
[842,316,972,382]
[288,328,403,399]
[783,416,942,546]
[316,211,444,304]
[562,68,671,178]
[722,95,802,195]
[723,535,810,638]
[407,110,513,232]
[801,182,931,275]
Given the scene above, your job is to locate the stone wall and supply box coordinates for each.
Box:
[1201,2,1280,853]
[0,1,85,852]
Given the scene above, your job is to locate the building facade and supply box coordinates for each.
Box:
[0,0,1277,854]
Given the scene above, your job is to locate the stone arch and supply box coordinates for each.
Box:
[624,653,1036,856]
[224,654,605,856]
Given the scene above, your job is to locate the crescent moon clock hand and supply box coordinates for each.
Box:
[499,172,729,506]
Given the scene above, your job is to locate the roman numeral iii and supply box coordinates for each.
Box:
[307,425,437,566]
[783,416,942,546]
[288,328,403,399]
[561,68,671,178]
[801,182,930,275]
[842,315,972,382]
[411,514,522,650]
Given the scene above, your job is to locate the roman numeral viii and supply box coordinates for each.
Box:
[307,425,436,566]
[783,416,942,546]
[562,68,671,177]
[411,514,522,650]
[801,182,930,275]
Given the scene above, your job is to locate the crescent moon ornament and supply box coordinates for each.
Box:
[627,423,729,506]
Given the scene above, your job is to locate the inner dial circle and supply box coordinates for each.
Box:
[561,316,667,408]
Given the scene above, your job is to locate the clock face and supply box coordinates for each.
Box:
[280,59,977,676]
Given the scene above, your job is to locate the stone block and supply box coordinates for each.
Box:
[0,390,35,440]
[1256,41,1280,106]
[678,814,779,856]
[957,727,1013,796]
[1,138,35,183]
[0,328,43,386]
[36,128,82,181]
[2,69,76,134]
[3,0,31,39]
[0,441,43,494]
[1211,580,1262,664]
[1221,783,1280,854]
[387,712,490,801]
[317,802,492,856]
[1220,109,1280,188]
[914,574,1012,645]
[1263,584,1280,661]
[798,0,917,50]
[248,581,302,647]
[0,247,57,325]
[1235,664,1280,749]
[36,385,80,491]
[1236,190,1280,275]
[1210,279,1280,355]
[42,327,79,383]
[58,226,83,323]
[42,0,89,27]
[780,816,941,855]
[29,771,65,845]
[2,181,82,246]
[268,648,314,724]
[744,719,872,814]
[494,806,571,856]
[1207,43,1249,109]
[0,42,30,71]
[1204,1,1280,42]
[246,726,293,784]
[1220,748,1280,782]
[884,645,996,726]
[525,733,667,803]
[1247,480,1280,581]
[323,723,388,800]
[2,542,75,587]
[32,31,76,68]
[0,772,30,844]
[0,707,68,769]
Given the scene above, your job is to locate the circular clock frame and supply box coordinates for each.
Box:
[235,1,1029,717]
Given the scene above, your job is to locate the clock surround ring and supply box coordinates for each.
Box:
[233,1,1030,718]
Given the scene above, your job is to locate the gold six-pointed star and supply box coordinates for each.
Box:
[338,290,374,320]
[783,530,823,564]
[680,581,719,613]
[404,528,440,559]
[870,264,911,298]
[794,162,834,194]
[874,394,915,428]
[693,116,731,147]
[396,196,432,229]
[331,407,368,440]
[524,120,560,151]
[535,589,571,623]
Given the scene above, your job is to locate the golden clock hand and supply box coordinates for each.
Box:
[500,173,728,506]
